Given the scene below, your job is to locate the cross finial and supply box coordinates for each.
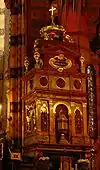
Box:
[49,6,56,16]
[49,6,56,25]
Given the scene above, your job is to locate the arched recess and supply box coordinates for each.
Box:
[53,102,71,143]
[53,101,71,115]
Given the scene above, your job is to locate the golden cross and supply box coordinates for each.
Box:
[49,6,56,25]
[49,6,56,16]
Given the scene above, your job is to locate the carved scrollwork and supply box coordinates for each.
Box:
[49,53,72,72]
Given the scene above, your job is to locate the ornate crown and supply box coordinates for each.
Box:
[40,24,65,41]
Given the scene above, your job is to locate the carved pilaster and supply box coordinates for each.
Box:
[36,99,42,133]
[70,102,75,135]
[49,100,54,134]
[49,100,55,143]
[82,103,87,136]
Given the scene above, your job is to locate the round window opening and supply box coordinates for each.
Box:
[40,76,48,87]
[74,79,81,89]
[56,78,65,88]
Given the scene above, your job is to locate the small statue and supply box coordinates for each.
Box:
[40,103,48,114]
[33,48,43,68]
[26,105,36,131]
[40,103,48,132]
[80,54,85,73]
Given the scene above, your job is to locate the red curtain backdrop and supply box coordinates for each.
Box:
[58,0,88,33]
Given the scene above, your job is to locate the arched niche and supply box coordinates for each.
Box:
[54,103,70,143]
[53,102,71,115]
